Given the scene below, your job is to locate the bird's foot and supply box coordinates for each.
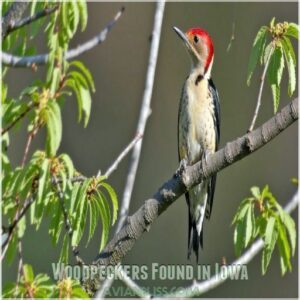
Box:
[175,158,188,178]
[203,150,213,165]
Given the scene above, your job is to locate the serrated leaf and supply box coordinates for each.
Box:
[79,84,91,128]
[247,26,268,85]
[250,186,260,199]
[245,205,253,247]
[286,23,299,39]
[59,153,74,178]
[268,46,284,86]
[281,37,296,97]
[70,182,81,216]
[262,220,278,275]
[50,67,61,96]
[277,219,292,275]
[59,234,70,264]
[77,0,88,31]
[100,182,118,224]
[232,200,251,225]
[23,264,34,283]
[263,43,274,65]
[86,200,98,246]
[45,101,62,156]
[70,61,95,92]
[94,191,110,251]
[37,159,50,204]
[282,211,296,256]
[270,84,280,113]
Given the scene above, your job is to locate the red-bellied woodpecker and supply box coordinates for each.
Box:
[173,26,220,261]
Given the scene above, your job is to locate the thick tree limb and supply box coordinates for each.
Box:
[1,7,124,68]
[2,1,29,39]
[85,98,298,294]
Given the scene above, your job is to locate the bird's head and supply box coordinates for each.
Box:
[173,26,214,76]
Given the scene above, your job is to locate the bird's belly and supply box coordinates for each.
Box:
[186,107,216,163]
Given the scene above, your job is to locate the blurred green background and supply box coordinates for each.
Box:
[4,2,298,298]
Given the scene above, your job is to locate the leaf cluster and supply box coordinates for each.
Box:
[232,185,296,275]
[247,18,298,113]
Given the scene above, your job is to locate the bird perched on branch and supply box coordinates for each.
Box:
[173,26,220,261]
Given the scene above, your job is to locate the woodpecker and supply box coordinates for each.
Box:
[173,26,220,261]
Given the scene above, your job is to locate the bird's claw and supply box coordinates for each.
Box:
[175,158,188,178]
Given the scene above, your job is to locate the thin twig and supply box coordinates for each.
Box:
[248,43,274,132]
[226,22,235,53]
[53,176,84,265]
[94,1,165,298]
[2,7,125,68]
[21,125,39,167]
[104,134,142,178]
[1,102,35,135]
[4,5,59,37]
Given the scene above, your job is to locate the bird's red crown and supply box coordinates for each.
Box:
[186,28,214,72]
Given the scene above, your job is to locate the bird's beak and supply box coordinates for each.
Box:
[173,26,200,63]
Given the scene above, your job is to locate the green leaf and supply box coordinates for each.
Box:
[94,191,110,251]
[77,0,88,31]
[59,153,75,178]
[70,182,81,216]
[50,67,61,96]
[45,101,62,156]
[262,218,278,275]
[232,199,251,225]
[59,234,70,264]
[263,43,274,65]
[70,61,95,92]
[268,46,284,86]
[79,84,91,128]
[6,233,18,264]
[86,200,98,246]
[23,264,34,283]
[270,84,280,113]
[277,219,292,275]
[250,186,260,199]
[100,182,118,224]
[244,205,253,247]
[281,37,296,97]
[247,26,268,85]
[37,159,50,205]
[268,46,284,113]
[282,211,296,256]
[270,17,276,28]
[286,23,299,39]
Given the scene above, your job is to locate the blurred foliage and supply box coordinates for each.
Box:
[232,185,296,276]
[2,264,88,298]
[247,18,299,113]
[2,1,117,297]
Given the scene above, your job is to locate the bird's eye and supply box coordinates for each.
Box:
[194,35,199,43]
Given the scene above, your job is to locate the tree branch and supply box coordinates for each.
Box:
[1,7,125,68]
[94,1,166,297]
[4,5,59,36]
[84,97,298,294]
[2,1,29,39]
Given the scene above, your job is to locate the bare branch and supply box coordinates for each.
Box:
[104,134,142,178]
[5,5,59,36]
[94,1,166,297]
[84,97,298,295]
[2,1,29,39]
[248,42,274,132]
[1,7,125,68]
